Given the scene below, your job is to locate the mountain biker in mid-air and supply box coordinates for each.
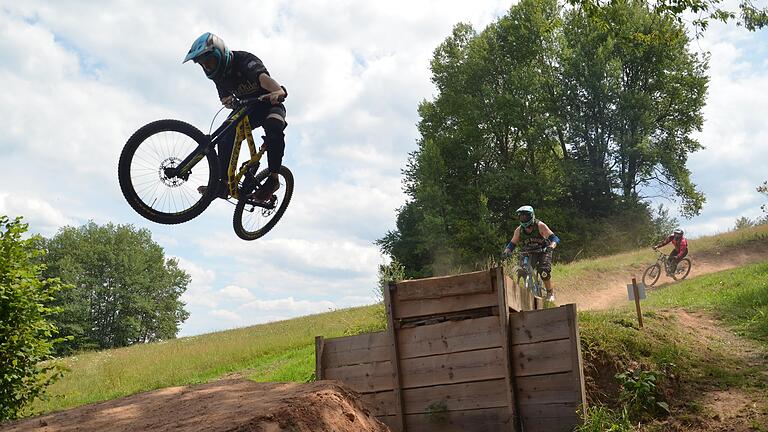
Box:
[653,228,688,274]
[503,205,561,301]
[184,32,287,202]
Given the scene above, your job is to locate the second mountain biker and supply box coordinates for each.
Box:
[503,205,561,301]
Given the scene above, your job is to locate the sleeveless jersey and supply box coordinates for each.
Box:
[519,221,549,250]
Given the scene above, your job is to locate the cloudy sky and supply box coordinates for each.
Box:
[1,1,766,336]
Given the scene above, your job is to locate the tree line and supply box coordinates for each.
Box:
[378,0,709,278]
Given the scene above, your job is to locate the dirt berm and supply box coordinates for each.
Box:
[1,380,389,432]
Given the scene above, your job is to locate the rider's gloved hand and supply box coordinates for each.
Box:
[221,95,236,109]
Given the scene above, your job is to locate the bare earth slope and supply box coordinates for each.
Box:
[558,242,768,310]
[0,380,389,432]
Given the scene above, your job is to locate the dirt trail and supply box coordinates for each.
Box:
[0,380,389,432]
[559,243,768,311]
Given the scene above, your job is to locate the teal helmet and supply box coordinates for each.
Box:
[183,32,232,80]
[516,205,535,228]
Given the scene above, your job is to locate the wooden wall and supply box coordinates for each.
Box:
[509,304,586,432]
[315,267,584,432]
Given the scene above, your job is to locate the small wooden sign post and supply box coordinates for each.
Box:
[628,278,644,329]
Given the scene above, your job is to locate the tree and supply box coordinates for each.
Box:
[0,216,69,420]
[759,180,768,213]
[378,0,708,277]
[734,216,755,230]
[558,0,708,217]
[572,0,768,35]
[43,222,190,353]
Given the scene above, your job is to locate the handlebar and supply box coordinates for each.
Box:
[230,86,288,107]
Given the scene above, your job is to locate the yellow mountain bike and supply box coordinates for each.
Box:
[118,95,294,240]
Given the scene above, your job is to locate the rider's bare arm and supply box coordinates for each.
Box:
[258,73,286,104]
[504,227,522,254]
[538,221,559,249]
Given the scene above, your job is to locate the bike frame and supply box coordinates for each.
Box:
[172,101,266,201]
[519,250,545,297]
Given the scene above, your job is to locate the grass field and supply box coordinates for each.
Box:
[30,304,385,415]
[24,225,768,417]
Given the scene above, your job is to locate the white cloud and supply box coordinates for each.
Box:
[240,296,336,314]
[0,192,76,236]
[174,256,218,308]
[210,309,242,322]
[219,285,255,301]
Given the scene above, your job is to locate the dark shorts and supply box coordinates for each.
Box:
[518,248,553,280]
[669,249,688,262]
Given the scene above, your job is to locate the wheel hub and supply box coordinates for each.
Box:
[159,157,185,187]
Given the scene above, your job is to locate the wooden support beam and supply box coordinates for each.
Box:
[385,282,406,432]
[315,335,324,380]
[497,267,521,431]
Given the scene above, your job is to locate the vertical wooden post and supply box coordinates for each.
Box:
[384,282,406,432]
[497,267,521,431]
[566,303,588,418]
[631,278,644,329]
[314,336,324,380]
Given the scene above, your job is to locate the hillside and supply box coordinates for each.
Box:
[8,225,768,425]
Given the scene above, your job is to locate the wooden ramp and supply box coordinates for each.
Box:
[315,267,586,432]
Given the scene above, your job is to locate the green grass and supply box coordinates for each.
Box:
[644,261,768,345]
[30,304,386,415]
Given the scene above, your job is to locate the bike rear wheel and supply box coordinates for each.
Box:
[642,263,661,287]
[233,166,294,240]
[672,258,692,281]
[118,119,219,224]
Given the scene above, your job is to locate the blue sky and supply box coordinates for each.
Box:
[1,1,766,336]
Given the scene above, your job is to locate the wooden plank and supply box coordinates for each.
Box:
[400,347,506,389]
[398,315,503,359]
[402,379,509,414]
[504,273,524,313]
[520,415,581,432]
[396,270,493,300]
[509,307,571,345]
[394,290,499,319]
[404,407,513,432]
[377,415,401,432]
[384,282,406,431]
[360,390,397,417]
[323,361,394,393]
[511,339,573,377]
[315,336,324,380]
[519,401,582,419]
[567,303,588,419]
[322,331,390,368]
[515,372,581,406]
[496,267,519,432]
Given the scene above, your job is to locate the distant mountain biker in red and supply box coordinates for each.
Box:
[653,228,688,274]
[503,205,561,301]
[183,32,287,202]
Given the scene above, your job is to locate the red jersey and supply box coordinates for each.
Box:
[659,235,688,256]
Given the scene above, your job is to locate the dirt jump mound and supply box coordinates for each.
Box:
[1,380,389,432]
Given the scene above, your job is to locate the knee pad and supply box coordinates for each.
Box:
[540,270,551,281]
[263,117,285,138]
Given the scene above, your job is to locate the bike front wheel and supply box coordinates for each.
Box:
[118,119,219,224]
[642,264,661,287]
[672,258,692,281]
[233,166,294,240]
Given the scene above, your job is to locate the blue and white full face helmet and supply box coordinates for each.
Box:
[183,32,232,80]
